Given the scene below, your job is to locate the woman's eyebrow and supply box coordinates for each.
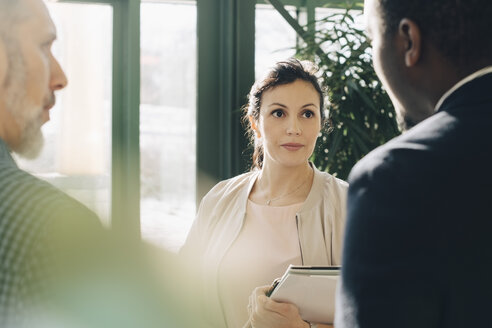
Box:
[268,102,287,108]
[302,103,317,108]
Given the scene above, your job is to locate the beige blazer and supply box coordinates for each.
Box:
[180,164,348,328]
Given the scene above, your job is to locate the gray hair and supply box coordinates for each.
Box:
[0,0,27,35]
[0,0,28,88]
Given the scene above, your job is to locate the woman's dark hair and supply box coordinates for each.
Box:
[242,58,328,170]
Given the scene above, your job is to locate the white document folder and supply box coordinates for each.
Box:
[268,265,340,324]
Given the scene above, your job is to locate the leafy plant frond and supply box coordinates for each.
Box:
[295,5,400,179]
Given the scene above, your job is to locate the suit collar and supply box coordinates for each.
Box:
[435,66,492,112]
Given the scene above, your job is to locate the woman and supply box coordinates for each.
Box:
[180,59,347,328]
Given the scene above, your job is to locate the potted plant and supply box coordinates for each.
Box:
[270,1,400,179]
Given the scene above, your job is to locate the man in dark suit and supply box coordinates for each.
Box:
[336,0,492,327]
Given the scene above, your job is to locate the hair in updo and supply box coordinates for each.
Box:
[242,58,328,170]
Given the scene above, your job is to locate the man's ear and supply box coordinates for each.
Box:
[248,115,261,139]
[0,38,7,86]
[399,18,421,67]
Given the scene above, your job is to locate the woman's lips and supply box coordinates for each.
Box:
[281,143,304,151]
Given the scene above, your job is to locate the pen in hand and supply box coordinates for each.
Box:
[265,277,281,297]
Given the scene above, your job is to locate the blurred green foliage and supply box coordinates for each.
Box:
[297,4,400,179]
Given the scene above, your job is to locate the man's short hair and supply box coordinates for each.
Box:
[0,0,26,34]
[0,0,28,87]
[378,0,492,66]
[0,0,17,13]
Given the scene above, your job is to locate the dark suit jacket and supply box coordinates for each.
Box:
[336,72,492,327]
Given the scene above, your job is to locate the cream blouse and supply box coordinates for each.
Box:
[180,164,348,328]
[218,200,303,328]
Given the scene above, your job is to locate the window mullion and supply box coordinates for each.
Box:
[111,0,141,238]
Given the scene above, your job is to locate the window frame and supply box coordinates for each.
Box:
[58,0,141,238]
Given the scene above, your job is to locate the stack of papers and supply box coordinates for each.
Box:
[268,265,340,324]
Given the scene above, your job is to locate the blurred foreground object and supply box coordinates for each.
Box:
[0,0,197,326]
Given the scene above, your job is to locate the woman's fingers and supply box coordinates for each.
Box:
[263,297,299,316]
[252,286,270,311]
[248,285,307,328]
[254,285,271,297]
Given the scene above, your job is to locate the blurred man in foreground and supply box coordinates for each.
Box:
[0,1,194,327]
[0,0,100,321]
[336,0,492,327]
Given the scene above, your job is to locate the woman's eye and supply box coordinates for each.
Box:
[302,110,315,118]
[272,110,284,118]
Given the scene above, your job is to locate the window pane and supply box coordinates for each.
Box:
[315,7,364,27]
[140,1,197,252]
[313,7,364,63]
[255,4,297,78]
[15,3,113,225]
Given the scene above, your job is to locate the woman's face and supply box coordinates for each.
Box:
[253,79,321,169]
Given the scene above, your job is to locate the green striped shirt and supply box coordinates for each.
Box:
[0,138,101,326]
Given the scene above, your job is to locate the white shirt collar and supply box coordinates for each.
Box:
[434,66,492,112]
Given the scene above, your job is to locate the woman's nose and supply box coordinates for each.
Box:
[286,118,301,136]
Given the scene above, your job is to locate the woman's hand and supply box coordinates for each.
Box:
[247,285,309,328]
